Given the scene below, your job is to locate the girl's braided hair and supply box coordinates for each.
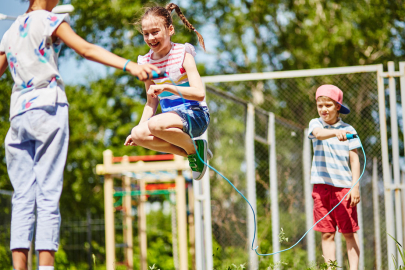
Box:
[141,3,205,51]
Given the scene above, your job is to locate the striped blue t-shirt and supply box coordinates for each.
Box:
[308,118,361,188]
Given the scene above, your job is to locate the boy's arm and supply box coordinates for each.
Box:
[347,149,361,207]
[0,53,8,77]
[312,127,352,141]
[53,22,159,80]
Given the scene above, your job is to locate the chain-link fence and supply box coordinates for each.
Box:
[206,90,249,268]
[205,70,386,269]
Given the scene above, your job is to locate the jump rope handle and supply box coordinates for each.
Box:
[136,70,167,80]
[346,134,358,140]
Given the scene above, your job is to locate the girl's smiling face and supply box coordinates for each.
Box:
[316,97,341,125]
[141,16,174,59]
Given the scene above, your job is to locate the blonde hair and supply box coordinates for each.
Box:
[317,96,339,104]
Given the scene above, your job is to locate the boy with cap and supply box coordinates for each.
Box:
[308,84,361,270]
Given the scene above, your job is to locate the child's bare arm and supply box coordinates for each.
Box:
[139,80,159,123]
[347,149,361,207]
[147,53,205,101]
[53,22,159,80]
[312,127,352,141]
[0,53,8,77]
[124,81,158,146]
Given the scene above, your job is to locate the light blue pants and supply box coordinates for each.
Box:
[5,104,69,251]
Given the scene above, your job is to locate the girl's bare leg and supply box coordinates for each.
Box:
[147,112,196,154]
[131,122,188,156]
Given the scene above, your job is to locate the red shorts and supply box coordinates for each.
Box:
[312,184,359,233]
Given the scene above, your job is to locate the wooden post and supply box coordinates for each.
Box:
[188,183,196,270]
[104,150,115,270]
[122,156,133,270]
[139,178,147,270]
[176,162,188,270]
[171,192,179,270]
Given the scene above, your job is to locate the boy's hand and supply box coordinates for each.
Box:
[124,135,137,146]
[335,130,352,141]
[147,84,167,98]
[127,63,160,81]
[346,187,360,207]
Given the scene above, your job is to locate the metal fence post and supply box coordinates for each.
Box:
[335,232,342,267]
[377,64,395,270]
[303,129,315,263]
[399,62,405,248]
[372,157,382,270]
[246,104,258,269]
[201,130,213,270]
[193,179,204,270]
[388,62,404,261]
[358,196,364,270]
[269,112,280,264]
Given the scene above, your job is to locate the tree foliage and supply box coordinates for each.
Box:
[1,0,404,267]
[202,0,405,73]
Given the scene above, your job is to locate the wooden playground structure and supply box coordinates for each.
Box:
[96,150,194,270]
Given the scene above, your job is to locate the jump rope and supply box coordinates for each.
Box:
[138,70,367,256]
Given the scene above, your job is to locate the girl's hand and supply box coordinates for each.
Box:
[346,187,360,207]
[124,135,137,146]
[126,62,160,81]
[335,130,351,141]
[147,84,168,98]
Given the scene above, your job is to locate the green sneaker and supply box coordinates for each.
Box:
[187,139,208,180]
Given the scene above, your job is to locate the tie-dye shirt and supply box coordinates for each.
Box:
[137,43,208,113]
[0,10,70,120]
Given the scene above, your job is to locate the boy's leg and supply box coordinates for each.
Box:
[332,186,360,270]
[342,232,360,270]
[31,105,69,264]
[321,232,336,264]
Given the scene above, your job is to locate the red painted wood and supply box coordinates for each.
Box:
[146,183,176,190]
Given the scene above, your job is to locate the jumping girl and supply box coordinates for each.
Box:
[124,3,212,180]
[0,0,158,269]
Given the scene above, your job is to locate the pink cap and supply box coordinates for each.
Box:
[315,84,350,114]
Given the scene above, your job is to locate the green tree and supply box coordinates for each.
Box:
[0,71,12,192]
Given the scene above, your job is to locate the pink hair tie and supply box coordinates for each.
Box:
[193,29,197,32]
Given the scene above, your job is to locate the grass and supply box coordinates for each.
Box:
[389,234,405,270]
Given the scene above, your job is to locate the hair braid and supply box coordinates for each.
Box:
[165,3,206,51]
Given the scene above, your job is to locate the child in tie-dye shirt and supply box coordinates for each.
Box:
[0,1,158,269]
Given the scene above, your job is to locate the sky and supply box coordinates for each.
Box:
[0,0,218,85]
